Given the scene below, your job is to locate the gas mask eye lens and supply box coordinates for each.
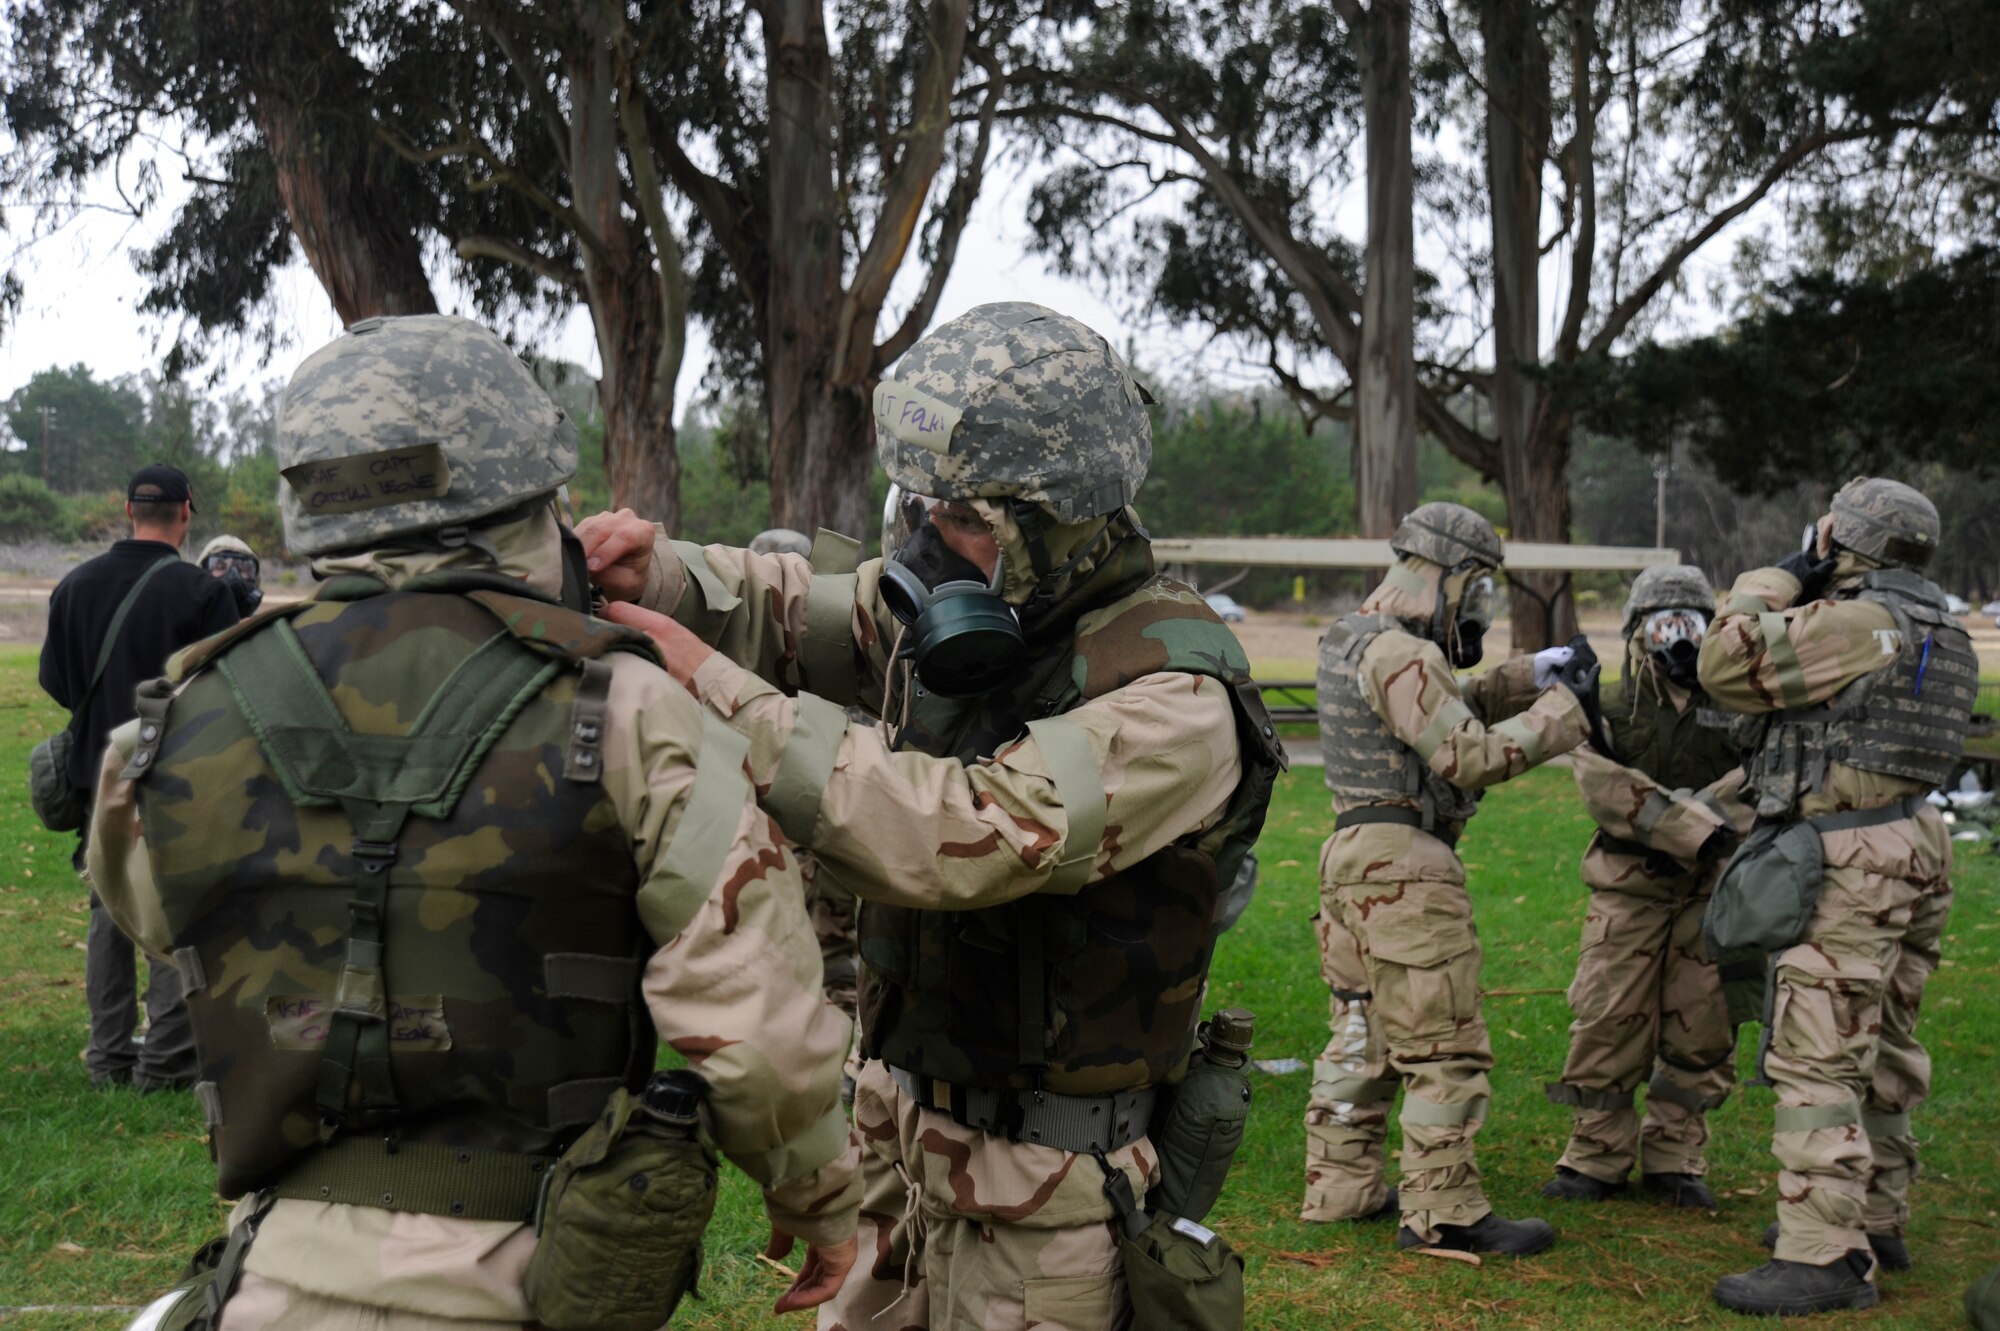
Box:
[1644,608,1708,655]
[1458,573,1497,630]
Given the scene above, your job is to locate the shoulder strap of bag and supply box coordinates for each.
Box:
[68,554,178,732]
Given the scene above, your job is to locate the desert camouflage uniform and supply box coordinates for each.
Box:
[1698,557,1970,1268]
[1304,564,1589,1240]
[634,538,1255,1330]
[1548,649,1754,1185]
[89,322,860,1329]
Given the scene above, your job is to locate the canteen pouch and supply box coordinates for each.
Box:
[30,730,85,832]
[1099,1158,1244,1330]
[1147,1046,1253,1225]
[523,1087,719,1331]
[1703,821,1823,955]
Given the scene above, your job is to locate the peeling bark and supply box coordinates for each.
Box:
[1354,0,1419,538]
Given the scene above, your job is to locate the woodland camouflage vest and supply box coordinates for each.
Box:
[1744,570,1976,818]
[858,576,1284,1096]
[133,574,661,1198]
[1605,664,1741,795]
[1316,612,1479,828]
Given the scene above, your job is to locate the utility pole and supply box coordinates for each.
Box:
[1653,454,1672,550]
[38,406,55,487]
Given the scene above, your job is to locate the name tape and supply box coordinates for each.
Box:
[283,443,451,515]
[874,381,963,454]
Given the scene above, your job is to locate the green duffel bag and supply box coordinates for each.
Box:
[523,1077,719,1331]
[1969,1262,2000,1330]
[1703,821,1824,955]
[1120,1213,1246,1331]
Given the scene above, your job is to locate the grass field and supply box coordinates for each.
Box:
[1,640,1995,1329]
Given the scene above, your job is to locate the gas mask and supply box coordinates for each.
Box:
[1644,608,1708,689]
[879,487,1026,698]
[202,550,263,616]
[1443,567,1498,669]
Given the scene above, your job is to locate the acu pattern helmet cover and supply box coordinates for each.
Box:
[1829,476,1940,571]
[1622,563,1715,639]
[278,314,577,556]
[1390,502,1503,571]
[873,302,1152,521]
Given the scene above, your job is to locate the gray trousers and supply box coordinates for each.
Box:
[85,890,196,1085]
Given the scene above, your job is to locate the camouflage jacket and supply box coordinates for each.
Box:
[1564,648,1753,896]
[1318,571,1589,887]
[634,533,1274,1094]
[1698,561,1976,819]
[89,517,860,1320]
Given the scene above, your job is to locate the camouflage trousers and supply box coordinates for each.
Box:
[820,1060,1147,1331]
[1303,874,1495,1241]
[1766,812,1952,1267]
[212,1197,539,1331]
[1550,866,1736,1182]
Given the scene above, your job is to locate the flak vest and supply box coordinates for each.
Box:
[1316,612,1478,833]
[127,572,663,1204]
[1741,569,1976,819]
[1594,661,1743,862]
[857,577,1284,1097]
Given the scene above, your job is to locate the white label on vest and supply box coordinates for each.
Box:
[873,381,963,454]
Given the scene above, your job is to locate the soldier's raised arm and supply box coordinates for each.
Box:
[1362,632,1589,791]
[1697,557,1901,715]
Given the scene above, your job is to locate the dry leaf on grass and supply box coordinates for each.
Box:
[1272,1250,1344,1268]
[1408,1246,1482,1266]
[753,1253,798,1279]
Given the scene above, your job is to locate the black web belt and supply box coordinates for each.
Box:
[269,1134,555,1223]
[889,1067,1154,1155]
[1334,805,1460,846]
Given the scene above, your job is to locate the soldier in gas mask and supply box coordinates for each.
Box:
[198,534,264,616]
[1701,478,1974,1316]
[578,302,1284,1330]
[1541,564,1755,1210]
[1303,503,1602,1256]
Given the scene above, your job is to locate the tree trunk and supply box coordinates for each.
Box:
[757,0,865,538]
[1480,0,1574,650]
[1354,0,1419,539]
[252,93,437,325]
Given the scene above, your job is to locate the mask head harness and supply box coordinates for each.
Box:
[879,488,1026,698]
[1441,563,1498,669]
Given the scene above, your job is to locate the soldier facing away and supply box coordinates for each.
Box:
[1303,502,1600,1256]
[1542,564,1755,1208]
[89,315,860,1330]
[1700,477,1974,1316]
[580,300,1285,1331]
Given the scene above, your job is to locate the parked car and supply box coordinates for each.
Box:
[1945,593,1970,614]
[1204,593,1247,622]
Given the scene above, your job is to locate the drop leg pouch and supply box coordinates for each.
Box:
[1097,1153,1245,1330]
[1702,821,1823,955]
[523,1088,719,1331]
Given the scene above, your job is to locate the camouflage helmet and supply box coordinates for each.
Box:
[277,315,577,556]
[198,534,256,563]
[873,302,1152,522]
[1828,476,1940,571]
[1621,563,1715,638]
[748,527,812,557]
[1390,502,1503,571]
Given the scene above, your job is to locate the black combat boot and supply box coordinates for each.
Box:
[1642,1172,1717,1209]
[1541,1166,1627,1201]
[1399,1212,1556,1256]
[1713,1250,1878,1315]
[1761,1224,1912,1272]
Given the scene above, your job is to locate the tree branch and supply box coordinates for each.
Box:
[613,12,689,401]
[447,0,572,172]
[454,234,583,291]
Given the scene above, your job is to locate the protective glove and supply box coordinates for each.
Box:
[1532,645,1575,689]
[1774,547,1838,604]
[1555,634,1618,761]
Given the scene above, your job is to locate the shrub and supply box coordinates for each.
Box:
[0,475,77,542]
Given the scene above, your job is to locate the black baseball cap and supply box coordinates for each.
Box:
[128,464,196,513]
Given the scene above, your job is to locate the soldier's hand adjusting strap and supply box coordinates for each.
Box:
[1025,716,1107,895]
[767,692,848,846]
[638,712,753,944]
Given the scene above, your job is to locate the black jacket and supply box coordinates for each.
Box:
[41,539,240,790]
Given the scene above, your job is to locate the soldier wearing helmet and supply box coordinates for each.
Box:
[1303,502,1599,1256]
[1539,564,1756,1211]
[86,315,860,1330]
[579,301,1284,1327]
[198,533,264,616]
[1701,478,1974,1316]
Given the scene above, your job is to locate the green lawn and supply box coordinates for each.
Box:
[1,641,1995,1328]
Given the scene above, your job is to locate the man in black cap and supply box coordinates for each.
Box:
[40,464,240,1090]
